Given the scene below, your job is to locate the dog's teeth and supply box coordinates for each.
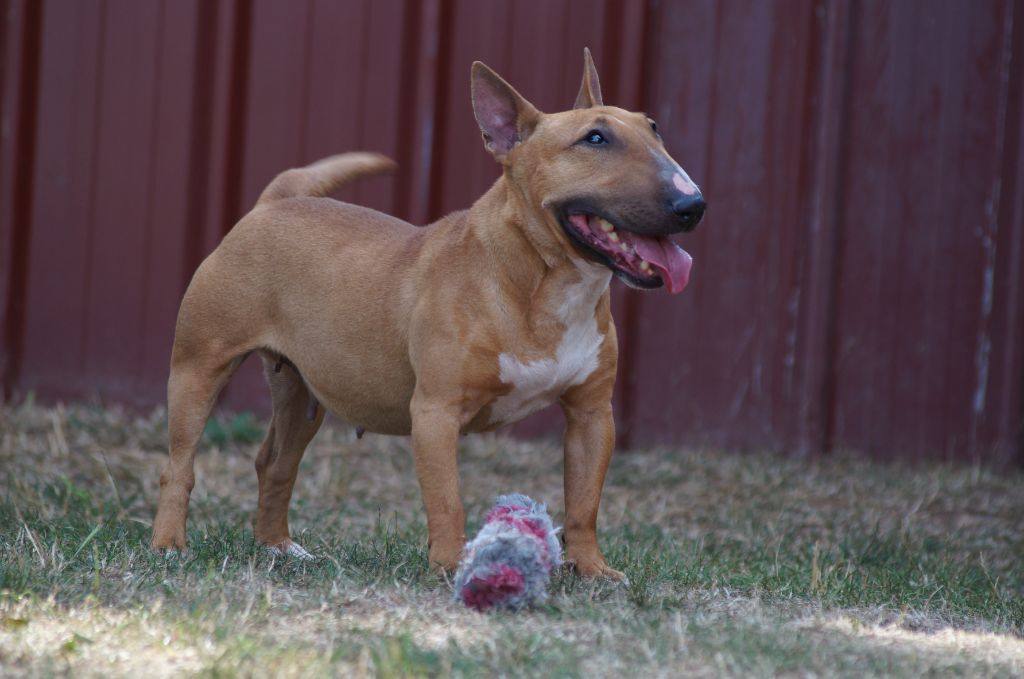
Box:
[608,232,620,242]
[598,218,615,233]
[620,243,629,252]
[639,260,651,271]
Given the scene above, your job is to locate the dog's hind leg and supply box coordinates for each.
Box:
[253,352,325,559]
[152,350,245,551]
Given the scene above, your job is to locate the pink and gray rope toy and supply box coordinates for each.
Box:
[453,494,562,612]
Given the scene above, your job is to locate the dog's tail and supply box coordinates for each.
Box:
[256,152,396,205]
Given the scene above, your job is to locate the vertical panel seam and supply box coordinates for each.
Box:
[1,0,42,398]
[425,0,453,221]
[297,0,315,162]
[353,0,371,205]
[794,0,856,457]
[820,3,857,455]
[931,0,957,455]
[136,0,166,392]
[393,0,423,221]
[219,0,252,237]
[970,0,1016,458]
[78,0,108,378]
[182,0,218,292]
[991,0,1024,466]
[1011,2,1024,467]
[600,0,621,101]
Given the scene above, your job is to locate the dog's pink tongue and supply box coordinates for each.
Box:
[629,235,693,294]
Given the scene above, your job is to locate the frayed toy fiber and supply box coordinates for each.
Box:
[453,494,562,612]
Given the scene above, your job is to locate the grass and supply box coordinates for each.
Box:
[0,400,1022,677]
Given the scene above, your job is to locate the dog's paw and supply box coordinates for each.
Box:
[266,541,316,561]
[564,552,628,583]
[160,548,188,561]
[151,532,187,553]
[427,544,463,574]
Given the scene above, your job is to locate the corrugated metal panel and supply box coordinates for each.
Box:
[828,0,1020,462]
[1,0,1021,464]
[14,0,201,404]
[624,0,818,451]
[0,0,41,396]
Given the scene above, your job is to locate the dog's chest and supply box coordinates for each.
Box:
[487,267,609,426]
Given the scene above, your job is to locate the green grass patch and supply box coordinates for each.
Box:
[203,411,265,448]
[1,402,1022,677]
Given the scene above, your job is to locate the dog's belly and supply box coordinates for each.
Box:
[280,333,418,436]
[324,397,413,435]
[294,313,605,434]
[307,370,416,435]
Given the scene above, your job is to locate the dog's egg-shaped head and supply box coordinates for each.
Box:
[470,49,705,294]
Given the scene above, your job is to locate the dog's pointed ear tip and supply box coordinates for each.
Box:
[583,46,593,59]
[471,61,494,77]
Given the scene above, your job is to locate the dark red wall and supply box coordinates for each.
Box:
[2,0,1022,464]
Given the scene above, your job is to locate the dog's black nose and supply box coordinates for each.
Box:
[673,195,706,232]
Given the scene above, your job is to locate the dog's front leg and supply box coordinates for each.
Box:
[409,397,466,572]
[560,399,626,580]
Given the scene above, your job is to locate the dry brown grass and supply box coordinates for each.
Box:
[1,400,1022,677]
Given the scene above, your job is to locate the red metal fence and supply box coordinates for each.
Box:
[2,0,1022,464]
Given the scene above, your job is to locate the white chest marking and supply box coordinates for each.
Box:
[489,265,610,426]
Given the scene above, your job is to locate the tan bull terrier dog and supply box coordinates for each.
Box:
[151,49,705,579]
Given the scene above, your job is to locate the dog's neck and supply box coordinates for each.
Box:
[473,173,606,276]
[464,175,610,298]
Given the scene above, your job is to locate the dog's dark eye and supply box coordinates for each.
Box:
[584,131,607,145]
[649,119,658,133]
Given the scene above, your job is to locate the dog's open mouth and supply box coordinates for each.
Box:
[561,213,693,294]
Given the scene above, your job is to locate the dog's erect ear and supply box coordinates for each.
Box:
[574,47,604,109]
[471,62,540,162]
